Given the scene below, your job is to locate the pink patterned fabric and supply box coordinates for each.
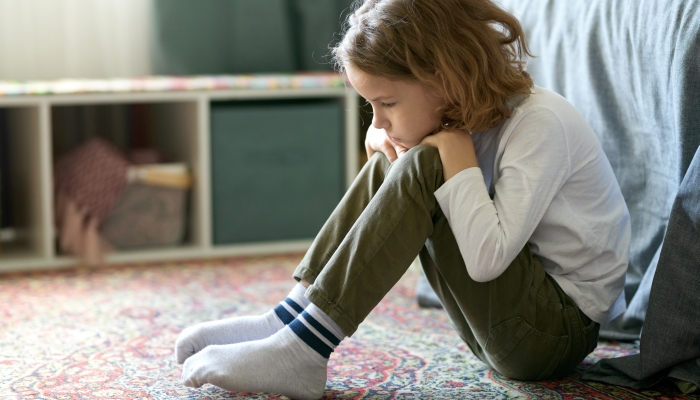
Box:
[54,138,130,221]
[54,138,130,265]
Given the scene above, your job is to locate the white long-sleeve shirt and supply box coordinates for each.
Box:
[434,86,630,324]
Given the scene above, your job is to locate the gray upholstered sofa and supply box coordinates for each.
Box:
[418,0,700,391]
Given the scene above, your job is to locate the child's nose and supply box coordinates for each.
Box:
[372,113,390,130]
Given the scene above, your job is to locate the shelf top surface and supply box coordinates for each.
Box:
[0,73,347,98]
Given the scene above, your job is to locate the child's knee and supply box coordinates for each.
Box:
[393,145,443,177]
[408,144,440,158]
[365,151,392,172]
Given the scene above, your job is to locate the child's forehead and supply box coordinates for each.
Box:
[346,67,395,92]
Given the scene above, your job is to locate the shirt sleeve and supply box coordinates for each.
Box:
[433,108,571,282]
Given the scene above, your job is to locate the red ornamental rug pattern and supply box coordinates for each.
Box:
[0,254,693,399]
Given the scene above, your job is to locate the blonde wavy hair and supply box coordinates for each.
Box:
[332,0,534,133]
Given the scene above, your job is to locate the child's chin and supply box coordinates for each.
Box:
[404,140,425,149]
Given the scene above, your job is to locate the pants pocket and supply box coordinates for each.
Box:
[485,317,568,380]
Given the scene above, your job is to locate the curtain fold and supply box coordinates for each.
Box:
[0,0,152,80]
[0,0,352,80]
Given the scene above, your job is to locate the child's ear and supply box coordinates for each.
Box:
[429,79,445,99]
[431,70,446,98]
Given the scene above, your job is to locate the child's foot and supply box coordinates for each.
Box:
[181,326,327,399]
[175,283,309,364]
[180,305,346,400]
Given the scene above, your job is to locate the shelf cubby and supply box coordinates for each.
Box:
[0,105,52,269]
[0,80,359,272]
[50,101,201,253]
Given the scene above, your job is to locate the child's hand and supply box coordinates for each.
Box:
[418,131,442,148]
[420,129,478,181]
[365,126,409,163]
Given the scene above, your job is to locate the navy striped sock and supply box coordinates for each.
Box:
[289,305,346,359]
[272,282,310,325]
[273,297,305,324]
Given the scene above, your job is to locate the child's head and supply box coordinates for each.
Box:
[333,0,533,135]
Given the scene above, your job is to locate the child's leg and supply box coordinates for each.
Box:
[293,148,393,289]
[419,243,600,380]
[180,147,437,397]
[295,145,597,379]
[293,145,448,336]
[178,151,396,398]
[174,151,392,364]
[180,145,596,398]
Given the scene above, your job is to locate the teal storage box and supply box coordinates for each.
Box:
[211,99,344,244]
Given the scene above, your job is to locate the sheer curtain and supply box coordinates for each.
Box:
[0,0,153,80]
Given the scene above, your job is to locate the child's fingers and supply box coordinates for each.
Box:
[381,143,399,162]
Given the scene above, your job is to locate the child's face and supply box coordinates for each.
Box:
[347,65,444,149]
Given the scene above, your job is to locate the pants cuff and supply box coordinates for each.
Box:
[304,285,358,337]
[292,266,319,284]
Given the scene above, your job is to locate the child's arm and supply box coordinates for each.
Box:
[431,110,571,282]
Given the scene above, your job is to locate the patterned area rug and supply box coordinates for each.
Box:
[0,254,693,399]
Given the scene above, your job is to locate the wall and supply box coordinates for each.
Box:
[0,0,152,80]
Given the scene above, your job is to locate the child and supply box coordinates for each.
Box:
[176,0,630,398]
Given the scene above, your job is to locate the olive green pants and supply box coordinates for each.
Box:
[293,145,599,380]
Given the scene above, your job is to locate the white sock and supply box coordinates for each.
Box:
[293,304,347,358]
[175,282,310,364]
[181,303,346,400]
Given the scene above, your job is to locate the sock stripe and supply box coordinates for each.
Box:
[273,304,295,325]
[284,298,304,314]
[289,319,333,359]
[301,311,341,346]
[279,301,300,317]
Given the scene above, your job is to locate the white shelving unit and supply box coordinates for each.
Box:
[0,85,359,272]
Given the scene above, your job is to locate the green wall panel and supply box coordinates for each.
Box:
[151,0,355,75]
[211,99,344,244]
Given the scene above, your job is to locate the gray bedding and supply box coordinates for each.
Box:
[582,146,700,391]
[496,0,700,389]
[500,0,700,338]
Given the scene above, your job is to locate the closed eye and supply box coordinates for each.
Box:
[363,99,395,108]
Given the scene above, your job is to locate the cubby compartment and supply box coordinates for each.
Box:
[0,106,49,263]
[0,79,358,271]
[210,98,345,244]
[50,100,201,257]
